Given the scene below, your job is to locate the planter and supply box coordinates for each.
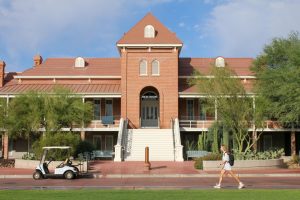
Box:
[14,159,88,171]
[203,159,284,170]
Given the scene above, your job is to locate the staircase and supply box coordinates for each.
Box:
[123,129,175,161]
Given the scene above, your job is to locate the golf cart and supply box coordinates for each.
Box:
[33,146,80,180]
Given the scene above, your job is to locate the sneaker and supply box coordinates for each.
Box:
[214,184,221,189]
[238,182,245,189]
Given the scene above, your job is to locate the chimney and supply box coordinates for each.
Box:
[0,60,6,87]
[33,54,43,67]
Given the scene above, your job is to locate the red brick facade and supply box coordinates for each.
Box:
[121,48,179,128]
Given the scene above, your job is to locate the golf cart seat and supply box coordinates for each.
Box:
[43,163,50,174]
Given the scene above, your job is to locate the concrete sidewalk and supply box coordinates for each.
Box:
[1,161,300,179]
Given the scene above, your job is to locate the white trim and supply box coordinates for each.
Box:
[117,44,182,47]
[179,75,256,79]
[14,75,121,79]
[178,93,255,98]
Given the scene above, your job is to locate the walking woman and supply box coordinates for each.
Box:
[214,145,245,189]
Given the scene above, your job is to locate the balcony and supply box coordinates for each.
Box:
[179,116,215,131]
[85,115,121,130]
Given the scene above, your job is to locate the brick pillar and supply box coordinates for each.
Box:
[3,132,8,159]
[291,131,296,155]
[80,131,86,141]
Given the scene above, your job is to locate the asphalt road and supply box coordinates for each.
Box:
[1,177,300,190]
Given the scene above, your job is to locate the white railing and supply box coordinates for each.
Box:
[114,118,127,162]
[173,118,184,161]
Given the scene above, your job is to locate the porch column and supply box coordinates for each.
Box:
[291,131,296,155]
[252,130,257,151]
[3,132,8,159]
[80,131,86,141]
[252,96,257,151]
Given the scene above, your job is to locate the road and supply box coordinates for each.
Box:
[1,177,300,190]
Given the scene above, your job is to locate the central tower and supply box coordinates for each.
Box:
[117,13,182,128]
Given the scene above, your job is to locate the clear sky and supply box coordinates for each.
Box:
[1,0,300,72]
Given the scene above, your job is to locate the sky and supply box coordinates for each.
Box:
[0,0,300,72]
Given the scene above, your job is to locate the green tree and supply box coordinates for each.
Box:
[0,98,7,130]
[253,32,300,155]
[43,87,93,133]
[7,91,44,155]
[190,66,263,153]
[6,87,93,155]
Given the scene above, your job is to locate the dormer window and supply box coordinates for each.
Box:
[75,57,85,68]
[215,57,225,68]
[144,25,155,38]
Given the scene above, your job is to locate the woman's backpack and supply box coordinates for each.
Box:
[228,153,234,166]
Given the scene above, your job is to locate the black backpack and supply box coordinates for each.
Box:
[228,153,234,166]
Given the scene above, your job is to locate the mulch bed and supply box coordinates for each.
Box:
[0,159,15,168]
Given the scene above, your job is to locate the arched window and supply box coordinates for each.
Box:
[139,59,147,76]
[144,25,155,38]
[215,57,225,68]
[151,60,159,76]
[75,57,85,68]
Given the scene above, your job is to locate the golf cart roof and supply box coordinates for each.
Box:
[42,146,71,150]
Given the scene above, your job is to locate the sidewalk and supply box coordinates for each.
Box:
[1,161,300,179]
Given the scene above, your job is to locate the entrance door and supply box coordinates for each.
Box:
[141,91,159,127]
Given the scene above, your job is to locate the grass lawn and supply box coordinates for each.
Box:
[0,189,300,200]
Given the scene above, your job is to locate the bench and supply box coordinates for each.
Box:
[93,150,114,159]
[186,150,209,160]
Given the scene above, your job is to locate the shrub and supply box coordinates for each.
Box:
[32,132,80,161]
[194,153,222,170]
[74,140,95,158]
[233,148,285,160]
[290,154,300,164]
[22,153,36,160]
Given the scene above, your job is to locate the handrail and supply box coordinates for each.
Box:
[114,118,127,162]
[173,118,184,161]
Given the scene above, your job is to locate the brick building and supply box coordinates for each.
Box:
[0,13,299,161]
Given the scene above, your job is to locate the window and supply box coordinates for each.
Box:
[215,57,225,68]
[93,99,101,120]
[263,135,272,151]
[144,25,155,38]
[93,135,102,150]
[75,57,85,68]
[105,99,113,117]
[186,99,194,120]
[139,60,147,76]
[151,60,159,76]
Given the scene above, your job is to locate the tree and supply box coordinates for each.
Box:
[253,32,300,155]
[6,87,93,155]
[0,98,7,130]
[253,32,300,125]
[190,66,263,153]
[43,87,93,133]
[7,91,44,155]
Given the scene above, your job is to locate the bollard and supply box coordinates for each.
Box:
[145,146,151,170]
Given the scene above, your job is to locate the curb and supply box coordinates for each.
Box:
[1,173,300,179]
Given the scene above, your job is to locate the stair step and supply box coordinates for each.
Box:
[124,128,175,161]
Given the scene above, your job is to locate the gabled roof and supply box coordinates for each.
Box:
[117,13,182,45]
[19,58,121,77]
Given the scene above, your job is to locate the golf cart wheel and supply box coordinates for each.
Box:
[33,171,43,180]
[64,171,74,180]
